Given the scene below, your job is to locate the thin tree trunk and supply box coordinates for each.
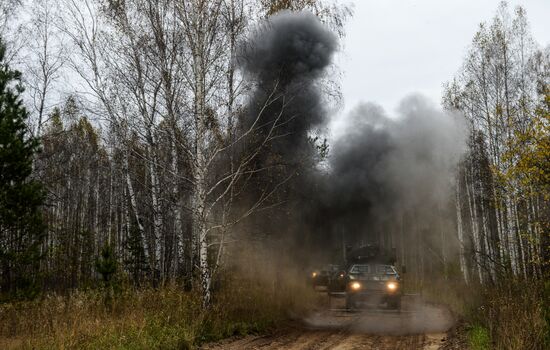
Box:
[124,153,151,269]
[149,148,163,283]
[465,169,483,283]
[456,181,470,284]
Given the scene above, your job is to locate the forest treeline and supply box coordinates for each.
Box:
[443,3,548,284]
[0,0,548,311]
[0,0,352,305]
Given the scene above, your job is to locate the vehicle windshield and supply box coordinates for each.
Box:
[319,265,340,273]
[376,265,397,275]
[349,264,370,274]
[349,264,397,275]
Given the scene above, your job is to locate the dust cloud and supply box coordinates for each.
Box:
[304,299,455,335]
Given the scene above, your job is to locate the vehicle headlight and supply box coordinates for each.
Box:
[312,272,317,278]
[387,282,398,291]
[350,282,361,291]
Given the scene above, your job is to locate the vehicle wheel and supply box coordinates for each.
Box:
[388,297,401,310]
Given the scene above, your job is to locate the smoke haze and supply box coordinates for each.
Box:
[328,95,467,243]
[236,10,467,267]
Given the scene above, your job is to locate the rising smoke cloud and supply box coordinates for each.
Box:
[236,10,467,261]
[232,10,338,250]
[239,10,337,162]
[328,95,467,243]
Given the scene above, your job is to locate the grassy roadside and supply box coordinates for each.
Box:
[0,279,319,349]
[424,277,550,350]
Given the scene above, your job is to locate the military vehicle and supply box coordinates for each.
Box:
[327,245,403,310]
[309,264,341,289]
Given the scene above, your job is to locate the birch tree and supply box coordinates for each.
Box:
[23,0,66,137]
[1,0,349,300]
[444,2,549,283]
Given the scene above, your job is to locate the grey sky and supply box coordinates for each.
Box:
[334,0,550,123]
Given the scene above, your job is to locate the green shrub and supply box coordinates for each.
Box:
[468,324,491,350]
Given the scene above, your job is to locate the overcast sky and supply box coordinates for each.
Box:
[334,0,550,124]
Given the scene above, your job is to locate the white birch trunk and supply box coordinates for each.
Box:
[494,195,506,269]
[171,137,181,280]
[527,195,542,276]
[107,162,113,248]
[174,206,183,279]
[94,174,100,247]
[455,182,470,284]
[124,153,151,268]
[514,198,527,278]
[465,170,483,283]
[193,164,210,306]
[190,0,214,308]
[124,184,131,272]
[478,183,495,280]
[149,150,163,281]
[505,194,518,275]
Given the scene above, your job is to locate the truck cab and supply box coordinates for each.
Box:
[345,263,402,310]
[327,244,404,310]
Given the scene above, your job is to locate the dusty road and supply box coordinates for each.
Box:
[203,296,455,350]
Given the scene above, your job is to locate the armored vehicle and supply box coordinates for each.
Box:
[344,262,402,309]
[327,245,403,310]
[309,264,341,289]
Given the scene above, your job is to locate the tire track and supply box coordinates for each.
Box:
[202,299,453,349]
[203,330,446,350]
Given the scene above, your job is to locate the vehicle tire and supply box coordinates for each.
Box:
[346,295,356,310]
[388,296,401,310]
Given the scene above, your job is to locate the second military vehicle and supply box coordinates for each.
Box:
[309,264,341,289]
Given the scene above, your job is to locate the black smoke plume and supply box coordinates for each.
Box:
[239,10,337,164]
[327,96,466,244]
[235,11,466,267]
[233,10,338,249]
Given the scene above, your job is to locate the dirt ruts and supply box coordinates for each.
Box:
[202,297,454,349]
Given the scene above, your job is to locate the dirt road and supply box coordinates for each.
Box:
[203,297,455,350]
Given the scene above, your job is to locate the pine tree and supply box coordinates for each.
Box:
[125,222,149,284]
[0,37,45,298]
[95,244,118,284]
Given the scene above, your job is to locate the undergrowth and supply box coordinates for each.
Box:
[0,277,318,349]
[424,276,549,350]
[468,325,491,350]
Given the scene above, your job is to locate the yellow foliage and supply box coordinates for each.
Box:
[503,92,550,200]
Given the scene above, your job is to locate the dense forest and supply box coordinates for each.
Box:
[0,0,353,304]
[445,4,548,283]
[0,0,548,349]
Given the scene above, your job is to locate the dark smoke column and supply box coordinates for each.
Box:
[239,10,337,162]
[236,11,338,246]
[327,96,466,258]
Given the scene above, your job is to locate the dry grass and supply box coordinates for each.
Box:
[0,243,323,349]
[421,278,474,316]
[424,277,549,350]
[472,279,549,350]
[0,287,200,349]
[0,277,319,350]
